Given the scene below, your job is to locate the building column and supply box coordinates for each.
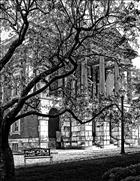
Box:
[127,69,132,103]
[91,65,97,97]
[38,117,49,148]
[106,71,114,96]
[103,122,110,146]
[84,122,93,147]
[99,56,105,95]
[38,97,53,148]
[114,62,120,94]
[81,59,88,96]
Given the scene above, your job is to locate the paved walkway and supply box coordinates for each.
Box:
[14,146,140,167]
[50,146,140,164]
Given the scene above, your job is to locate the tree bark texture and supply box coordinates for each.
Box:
[0,116,15,181]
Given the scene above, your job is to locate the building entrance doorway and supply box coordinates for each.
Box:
[48,108,61,148]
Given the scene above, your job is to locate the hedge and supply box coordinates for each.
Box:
[121,175,140,181]
[102,163,140,181]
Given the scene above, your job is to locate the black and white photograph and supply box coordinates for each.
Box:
[0,0,140,180]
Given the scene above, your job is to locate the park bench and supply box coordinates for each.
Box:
[24,148,53,166]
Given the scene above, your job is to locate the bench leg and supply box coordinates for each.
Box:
[24,157,26,166]
[50,156,53,162]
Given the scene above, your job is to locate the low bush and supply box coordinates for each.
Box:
[121,175,140,181]
[102,163,140,181]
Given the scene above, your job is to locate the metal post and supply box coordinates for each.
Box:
[92,118,96,143]
[121,95,125,154]
[109,113,112,143]
[70,115,72,147]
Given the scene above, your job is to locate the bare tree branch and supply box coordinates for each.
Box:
[13,103,120,125]
[2,98,19,110]
[0,21,29,71]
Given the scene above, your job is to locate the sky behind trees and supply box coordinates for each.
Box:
[132,37,140,68]
[133,56,140,68]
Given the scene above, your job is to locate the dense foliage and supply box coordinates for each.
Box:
[102,163,140,181]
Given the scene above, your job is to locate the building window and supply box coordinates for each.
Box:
[10,120,20,135]
[12,73,21,97]
[12,143,18,152]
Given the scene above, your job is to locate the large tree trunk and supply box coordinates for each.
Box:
[0,145,15,181]
[0,117,15,181]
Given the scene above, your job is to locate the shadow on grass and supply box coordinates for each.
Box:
[16,152,140,181]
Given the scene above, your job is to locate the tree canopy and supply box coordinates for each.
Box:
[0,0,139,122]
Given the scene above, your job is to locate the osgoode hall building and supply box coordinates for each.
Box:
[1,29,140,152]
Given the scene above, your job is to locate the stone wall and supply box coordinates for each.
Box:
[13,154,52,167]
[9,138,39,152]
[61,113,93,148]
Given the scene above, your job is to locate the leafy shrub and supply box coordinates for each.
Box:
[102,163,140,181]
[121,175,140,181]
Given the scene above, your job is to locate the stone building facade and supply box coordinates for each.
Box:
[1,30,139,152]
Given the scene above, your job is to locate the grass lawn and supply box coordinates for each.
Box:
[16,152,140,181]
